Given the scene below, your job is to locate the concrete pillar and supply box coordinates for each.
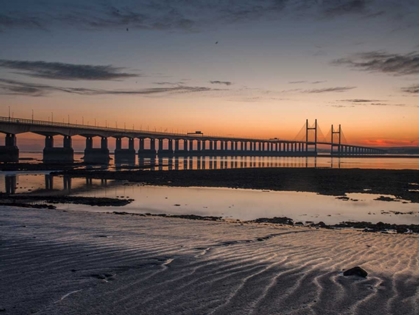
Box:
[139,138,144,150]
[5,133,16,147]
[129,138,134,150]
[175,139,179,151]
[116,137,122,150]
[45,135,54,148]
[188,140,193,151]
[64,136,71,148]
[150,138,156,151]
[158,139,163,151]
[101,137,108,149]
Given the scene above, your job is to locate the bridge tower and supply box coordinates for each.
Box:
[331,124,341,155]
[305,119,317,155]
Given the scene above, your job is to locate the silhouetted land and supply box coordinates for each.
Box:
[56,168,419,203]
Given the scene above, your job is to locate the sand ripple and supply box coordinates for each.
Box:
[0,207,418,315]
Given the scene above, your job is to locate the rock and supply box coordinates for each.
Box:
[317,221,327,228]
[343,266,368,278]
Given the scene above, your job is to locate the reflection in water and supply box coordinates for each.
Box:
[137,156,321,171]
[13,152,420,170]
[1,174,109,195]
[5,175,16,194]
[0,173,417,225]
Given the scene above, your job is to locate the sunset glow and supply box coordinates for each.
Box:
[0,1,418,149]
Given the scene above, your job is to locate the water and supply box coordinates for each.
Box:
[2,152,418,225]
[1,173,418,226]
[17,152,420,170]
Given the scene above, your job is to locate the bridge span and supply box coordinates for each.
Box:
[0,116,385,163]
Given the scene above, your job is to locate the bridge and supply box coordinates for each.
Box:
[0,116,385,163]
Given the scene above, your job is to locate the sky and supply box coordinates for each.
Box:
[0,0,418,149]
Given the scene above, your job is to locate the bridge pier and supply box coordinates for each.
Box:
[115,137,136,164]
[138,137,157,157]
[0,133,19,163]
[83,136,110,164]
[158,138,174,157]
[43,135,74,163]
[174,139,189,156]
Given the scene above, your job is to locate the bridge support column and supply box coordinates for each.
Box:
[158,138,174,157]
[138,138,156,157]
[0,133,19,163]
[43,135,74,163]
[115,137,135,164]
[84,136,110,164]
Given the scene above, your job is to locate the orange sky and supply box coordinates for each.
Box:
[0,1,418,149]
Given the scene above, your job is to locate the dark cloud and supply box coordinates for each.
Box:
[289,80,326,84]
[332,51,419,76]
[153,81,185,85]
[401,84,419,94]
[333,99,407,107]
[0,13,46,30]
[323,0,368,17]
[303,86,355,93]
[210,80,232,86]
[0,60,137,81]
[340,99,382,102]
[1,1,413,32]
[0,79,223,97]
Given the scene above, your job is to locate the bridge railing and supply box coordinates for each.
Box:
[0,116,295,142]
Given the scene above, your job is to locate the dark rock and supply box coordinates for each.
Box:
[343,266,368,278]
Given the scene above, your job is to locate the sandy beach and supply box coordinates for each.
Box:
[0,206,418,315]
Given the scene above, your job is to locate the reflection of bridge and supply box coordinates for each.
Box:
[0,116,385,163]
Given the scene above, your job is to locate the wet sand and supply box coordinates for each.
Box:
[0,206,418,315]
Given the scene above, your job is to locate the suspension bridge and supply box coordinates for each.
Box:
[0,116,385,163]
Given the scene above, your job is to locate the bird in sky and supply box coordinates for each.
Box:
[215,41,218,44]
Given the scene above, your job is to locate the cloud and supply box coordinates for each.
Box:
[289,80,326,84]
[340,99,382,102]
[401,84,419,94]
[323,0,368,17]
[1,1,414,32]
[332,51,419,76]
[210,80,232,86]
[0,60,137,81]
[0,79,223,97]
[330,104,354,108]
[302,86,355,93]
[332,99,408,107]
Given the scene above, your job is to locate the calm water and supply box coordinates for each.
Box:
[18,152,419,170]
[0,172,418,225]
[2,152,418,225]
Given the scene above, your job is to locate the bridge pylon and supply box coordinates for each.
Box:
[305,119,317,155]
[331,124,341,156]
